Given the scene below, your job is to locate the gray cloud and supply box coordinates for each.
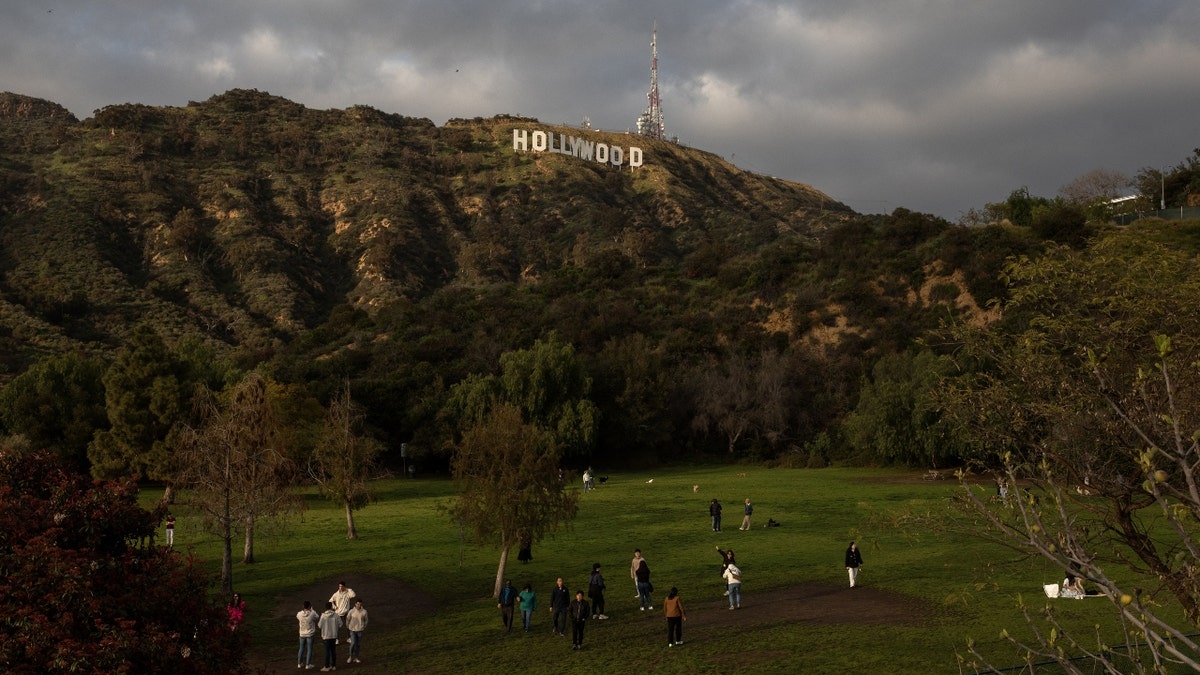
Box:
[4,0,1198,219]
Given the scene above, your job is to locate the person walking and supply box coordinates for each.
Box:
[739,498,754,530]
[296,600,319,670]
[663,587,686,647]
[569,590,590,650]
[318,601,341,671]
[549,577,570,636]
[630,549,646,599]
[328,582,356,644]
[498,580,517,632]
[635,558,653,611]
[845,541,864,588]
[709,498,722,532]
[587,563,608,619]
[518,583,538,631]
[723,562,742,609]
[346,599,368,665]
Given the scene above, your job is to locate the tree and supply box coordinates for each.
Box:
[88,327,228,505]
[939,229,1200,672]
[442,333,600,464]
[177,372,299,596]
[0,353,108,471]
[690,350,798,455]
[309,381,383,539]
[843,348,966,467]
[448,404,578,598]
[88,325,192,482]
[1058,168,1132,208]
[0,447,242,672]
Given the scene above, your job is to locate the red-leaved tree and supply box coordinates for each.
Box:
[0,448,243,673]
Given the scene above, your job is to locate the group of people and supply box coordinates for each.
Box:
[707,497,755,532]
[499,549,692,650]
[296,581,369,670]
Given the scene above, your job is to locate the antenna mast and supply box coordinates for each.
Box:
[636,20,665,140]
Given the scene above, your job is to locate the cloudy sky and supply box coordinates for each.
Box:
[4,1,1199,219]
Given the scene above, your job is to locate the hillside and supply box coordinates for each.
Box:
[0,89,849,366]
[0,88,1033,467]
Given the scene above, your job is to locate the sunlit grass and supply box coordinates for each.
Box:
[142,466,1173,673]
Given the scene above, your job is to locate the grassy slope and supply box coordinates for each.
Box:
[146,467,1163,674]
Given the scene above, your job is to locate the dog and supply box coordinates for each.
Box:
[766,518,781,527]
[737,472,747,478]
[598,476,609,485]
[693,484,699,493]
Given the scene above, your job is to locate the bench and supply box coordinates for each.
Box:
[922,470,945,481]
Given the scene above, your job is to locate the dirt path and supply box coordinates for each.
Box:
[256,574,932,672]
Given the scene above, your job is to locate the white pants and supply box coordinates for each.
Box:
[847,566,860,587]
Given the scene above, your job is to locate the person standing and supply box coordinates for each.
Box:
[328,582,356,644]
[227,593,246,631]
[318,601,341,671]
[346,600,368,665]
[716,546,736,596]
[569,590,590,650]
[739,498,754,530]
[845,541,864,588]
[498,580,517,632]
[518,583,538,631]
[164,513,175,547]
[296,600,319,670]
[709,498,722,532]
[635,559,653,611]
[663,587,686,647]
[723,562,742,609]
[630,549,646,599]
[549,577,570,636]
[587,563,608,619]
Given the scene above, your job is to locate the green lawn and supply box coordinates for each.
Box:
[146,467,1156,673]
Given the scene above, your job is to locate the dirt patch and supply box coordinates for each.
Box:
[267,573,439,628]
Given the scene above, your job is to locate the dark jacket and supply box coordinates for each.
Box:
[550,584,571,610]
[635,560,651,584]
[588,571,606,598]
[709,500,722,517]
[845,546,863,568]
[569,598,590,622]
[499,583,518,607]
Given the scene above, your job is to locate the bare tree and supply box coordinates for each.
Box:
[309,381,383,540]
[1058,168,1132,206]
[691,350,795,454]
[177,372,299,595]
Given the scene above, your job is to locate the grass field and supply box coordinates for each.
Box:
[145,466,1158,674]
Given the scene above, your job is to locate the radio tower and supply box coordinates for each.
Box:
[636,20,665,140]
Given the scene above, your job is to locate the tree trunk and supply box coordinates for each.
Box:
[493,544,512,599]
[345,502,357,540]
[159,483,175,506]
[243,516,256,563]
[221,520,234,599]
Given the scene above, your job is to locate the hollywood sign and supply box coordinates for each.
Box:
[512,129,644,169]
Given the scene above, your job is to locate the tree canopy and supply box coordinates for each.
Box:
[0,448,242,672]
[448,403,578,597]
[940,227,1200,672]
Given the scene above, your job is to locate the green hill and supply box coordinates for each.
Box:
[0,88,1036,468]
